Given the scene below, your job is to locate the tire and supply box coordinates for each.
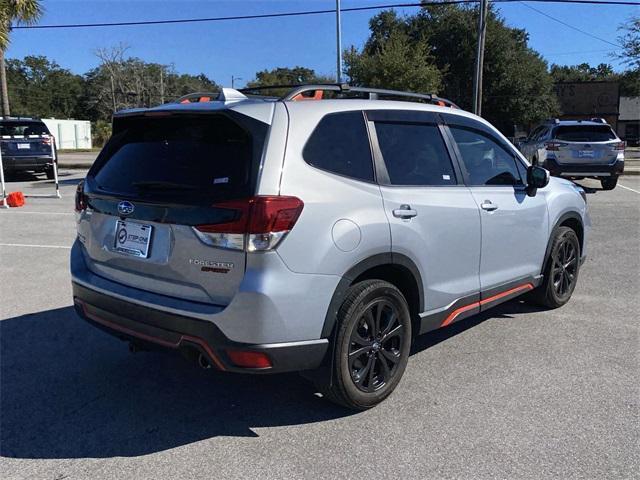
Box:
[528,226,581,308]
[600,176,618,190]
[45,167,55,180]
[316,279,412,410]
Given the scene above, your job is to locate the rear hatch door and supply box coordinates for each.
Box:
[552,124,619,164]
[1,121,53,157]
[79,111,268,305]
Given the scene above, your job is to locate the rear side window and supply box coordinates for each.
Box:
[374,122,456,186]
[553,125,616,142]
[303,111,374,182]
[91,114,265,204]
[450,126,523,186]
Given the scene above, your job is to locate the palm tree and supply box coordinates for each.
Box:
[0,0,43,116]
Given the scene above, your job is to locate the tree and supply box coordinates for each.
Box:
[246,66,334,96]
[343,4,559,134]
[0,0,43,115]
[83,44,219,121]
[550,63,616,82]
[344,27,442,93]
[616,16,640,69]
[6,55,84,118]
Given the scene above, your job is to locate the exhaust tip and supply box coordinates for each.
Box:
[198,353,212,369]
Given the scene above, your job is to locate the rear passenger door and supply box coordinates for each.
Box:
[442,114,549,293]
[366,110,481,331]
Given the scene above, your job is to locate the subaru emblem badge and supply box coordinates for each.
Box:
[118,201,135,216]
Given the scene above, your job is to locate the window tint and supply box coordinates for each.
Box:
[91,114,264,204]
[0,121,50,136]
[303,111,374,182]
[553,125,616,142]
[374,122,456,186]
[450,126,523,186]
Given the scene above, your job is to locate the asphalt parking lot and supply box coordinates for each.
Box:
[1,170,638,480]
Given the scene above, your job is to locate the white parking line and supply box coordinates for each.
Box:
[0,243,71,249]
[618,183,640,194]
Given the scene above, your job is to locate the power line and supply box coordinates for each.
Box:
[519,2,623,48]
[11,0,640,30]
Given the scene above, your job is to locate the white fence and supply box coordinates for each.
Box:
[41,118,92,150]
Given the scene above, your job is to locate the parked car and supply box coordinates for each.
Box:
[519,118,624,190]
[0,116,57,179]
[71,85,590,409]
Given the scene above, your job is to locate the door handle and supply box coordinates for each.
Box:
[480,200,498,212]
[392,204,418,219]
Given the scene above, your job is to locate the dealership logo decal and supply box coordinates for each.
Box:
[117,228,128,244]
[117,201,135,216]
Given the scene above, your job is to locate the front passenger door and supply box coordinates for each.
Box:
[443,115,549,294]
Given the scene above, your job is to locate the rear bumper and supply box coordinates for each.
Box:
[1,155,54,171]
[73,281,329,374]
[545,158,624,177]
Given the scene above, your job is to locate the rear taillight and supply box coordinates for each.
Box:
[75,180,87,212]
[614,141,625,151]
[42,136,53,146]
[194,195,304,252]
[544,141,562,151]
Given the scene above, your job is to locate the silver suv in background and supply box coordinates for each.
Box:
[519,118,624,190]
[71,85,590,409]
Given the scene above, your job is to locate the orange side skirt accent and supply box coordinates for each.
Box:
[440,283,534,328]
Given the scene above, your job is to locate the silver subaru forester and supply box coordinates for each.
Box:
[71,85,590,409]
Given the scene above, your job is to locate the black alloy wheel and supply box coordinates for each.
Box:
[551,236,578,299]
[348,299,405,393]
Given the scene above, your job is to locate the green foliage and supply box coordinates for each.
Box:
[246,66,334,96]
[344,28,442,93]
[550,62,640,96]
[92,119,111,147]
[550,63,616,82]
[7,50,219,122]
[344,5,559,134]
[7,55,84,118]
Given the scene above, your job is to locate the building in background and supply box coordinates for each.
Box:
[554,81,620,130]
[617,97,639,146]
[41,119,92,150]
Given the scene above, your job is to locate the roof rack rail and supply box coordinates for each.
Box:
[240,83,459,108]
[0,115,39,121]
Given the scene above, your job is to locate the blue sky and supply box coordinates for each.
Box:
[8,0,636,87]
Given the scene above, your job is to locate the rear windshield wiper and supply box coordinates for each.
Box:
[131,181,198,191]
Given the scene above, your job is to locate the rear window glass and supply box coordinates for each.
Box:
[303,111,374,182]
[554,125,616,142]
[0,121,49,136]
[91,114,264,204]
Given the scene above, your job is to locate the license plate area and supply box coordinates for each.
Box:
[114,220,152,258]
[17,143,31,150]
[578,150,594,158]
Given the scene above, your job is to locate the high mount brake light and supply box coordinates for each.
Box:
[194,196,304,251]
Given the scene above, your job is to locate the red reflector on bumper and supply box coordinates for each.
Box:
[226,350,272,369]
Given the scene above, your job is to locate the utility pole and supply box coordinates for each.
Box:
[472,0,489,116]
[336,0,343,83]
[231,75,242,88]
[159,68,165,104]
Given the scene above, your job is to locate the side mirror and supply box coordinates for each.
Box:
[526,165,550,197]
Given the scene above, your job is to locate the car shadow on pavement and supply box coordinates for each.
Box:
[0,306,353,459]
[1,299,544,460]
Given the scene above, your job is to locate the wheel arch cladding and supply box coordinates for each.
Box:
[320,253,424,339]
[542,211,584,275]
